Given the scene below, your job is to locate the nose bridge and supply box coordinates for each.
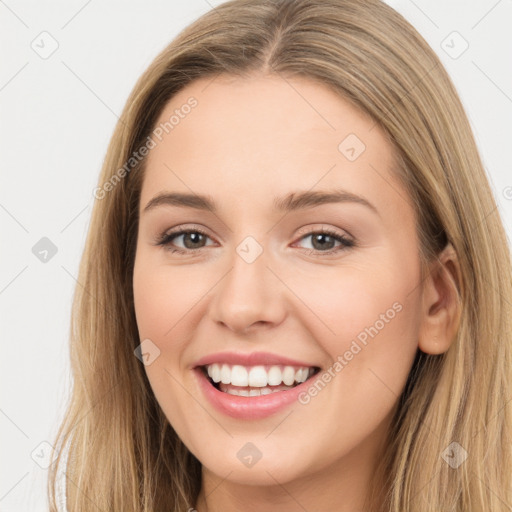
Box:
[209,236,286,332]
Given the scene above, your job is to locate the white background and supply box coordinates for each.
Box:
[1,0,511,510]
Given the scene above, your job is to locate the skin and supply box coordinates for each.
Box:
[132,73,460,512]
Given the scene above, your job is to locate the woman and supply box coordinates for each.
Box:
[48,0,512,510]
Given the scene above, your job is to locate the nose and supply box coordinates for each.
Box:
[208,246,287,335]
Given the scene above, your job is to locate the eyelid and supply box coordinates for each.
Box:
[293,224,353,243]
[159,223,213,239]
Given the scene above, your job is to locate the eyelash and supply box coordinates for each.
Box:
[155,226,355,256]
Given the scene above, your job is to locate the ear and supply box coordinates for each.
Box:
[418,242,462,355]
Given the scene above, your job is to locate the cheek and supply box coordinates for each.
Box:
[132,257,195,408]
[292,273,420,463]
[290,264,414,343]
[293,263,421,394]
[133,257,207,443]
[133,256,208,343]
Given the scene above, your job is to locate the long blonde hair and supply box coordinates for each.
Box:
[48,0,512,510]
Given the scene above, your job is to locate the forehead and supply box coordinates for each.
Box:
[140,74,408,221]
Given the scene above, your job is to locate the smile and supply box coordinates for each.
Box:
[192,353,321,419]
[202,364,318,396]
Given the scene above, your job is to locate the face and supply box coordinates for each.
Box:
[133,74,423,489]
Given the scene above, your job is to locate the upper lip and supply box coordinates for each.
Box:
[192,351,318,368]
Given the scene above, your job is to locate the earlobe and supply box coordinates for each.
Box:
[418,242,462,355]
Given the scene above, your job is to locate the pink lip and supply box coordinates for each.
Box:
[192,351,315,368]
[193,367,318,420]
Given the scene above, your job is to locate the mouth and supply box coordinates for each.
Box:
[199,363,321,396]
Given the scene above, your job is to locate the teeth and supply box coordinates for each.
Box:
[248,366,267,387]
[221,384,301,396]
[205,363,314,387]
[295,367,306,383]
[282,366,295,386]
[220,364,231,384]
[208,364,221,383]
[231,365,249,386]
[268,366,282,386]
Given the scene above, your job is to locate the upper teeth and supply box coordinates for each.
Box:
[206,364,313,387]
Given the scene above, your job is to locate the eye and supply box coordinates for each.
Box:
[293,227,355,254]
[154,225,355,256]
[155,227,215,254]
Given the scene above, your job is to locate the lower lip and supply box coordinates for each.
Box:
[193,368,315,420]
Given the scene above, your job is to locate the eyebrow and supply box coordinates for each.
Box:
[143,189,379,216]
